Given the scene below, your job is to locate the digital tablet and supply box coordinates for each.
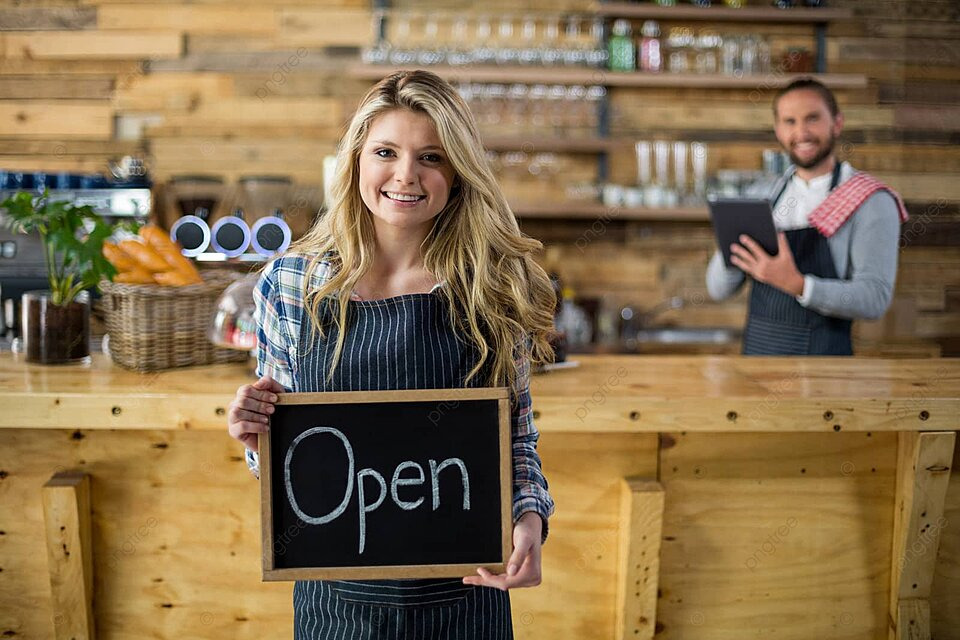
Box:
[708,198,779,268]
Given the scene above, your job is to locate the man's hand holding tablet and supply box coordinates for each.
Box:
[708,198,805,297]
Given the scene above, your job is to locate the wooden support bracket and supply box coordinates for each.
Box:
[889,431,955,640]
[616,477,664,640]
[42,471,95,640]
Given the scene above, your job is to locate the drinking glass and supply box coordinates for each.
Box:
[721,37,740,75]
[691,141,708,201]
[635,141,652,186]
[672,141,688,200]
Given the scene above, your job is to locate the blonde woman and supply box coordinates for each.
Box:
[227,70,556,638]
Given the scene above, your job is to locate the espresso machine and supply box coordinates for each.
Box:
[0,165,151,342]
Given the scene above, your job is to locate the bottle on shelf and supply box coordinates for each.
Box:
[608,19,636,72]
[639,20,663,73]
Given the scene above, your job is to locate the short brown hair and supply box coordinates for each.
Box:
[774,77,840,118]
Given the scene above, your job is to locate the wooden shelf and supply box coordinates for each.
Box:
[592,2,854,23]
[511,201,709,221]
[349,64,868,90]
[483,135,619,153]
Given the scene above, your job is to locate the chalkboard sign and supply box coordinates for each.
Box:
[260,388,512,581]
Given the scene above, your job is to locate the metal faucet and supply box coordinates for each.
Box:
[640,296,684,327]
[620,296,684,340]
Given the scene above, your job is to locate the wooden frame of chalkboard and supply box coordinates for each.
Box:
[259,387,512,581]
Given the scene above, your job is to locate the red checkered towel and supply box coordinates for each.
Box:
[808,172,909,238]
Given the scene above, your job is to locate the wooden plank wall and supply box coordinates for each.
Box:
[0,0,958,355]
[0,428,663,639]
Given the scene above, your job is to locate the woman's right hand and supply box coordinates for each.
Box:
[227,375,285,452]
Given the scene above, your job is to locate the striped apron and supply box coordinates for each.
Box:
[742,161,853,356]
[290,291,513,639]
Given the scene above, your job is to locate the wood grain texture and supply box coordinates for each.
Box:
[0,427,660,639]
[1,31,182,59]
[888,431,955,633]
[930,437,960,639]
[0,429,294,639]
[895,599,931,640]
[97,4,278,35]
[112,72,235,111]
[615,478,663,640]
[0,76,114,100]
[512,432,660,639]
[41,472,95,640]
[0,354,957,433]
[277,8,372,47]
[658,431,899,639]
[0,6,97,31]
[0,100,112,138]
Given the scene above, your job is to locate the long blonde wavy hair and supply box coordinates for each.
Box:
[289,70,556,389]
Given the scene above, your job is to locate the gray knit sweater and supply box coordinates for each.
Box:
[705,166,902,320]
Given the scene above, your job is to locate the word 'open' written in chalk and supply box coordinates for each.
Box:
[284,426,471,554]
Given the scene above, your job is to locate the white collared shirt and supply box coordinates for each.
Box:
[770,162,853,304]
[772,161,853,231]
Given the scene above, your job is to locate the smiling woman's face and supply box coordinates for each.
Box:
[358,109,457,235]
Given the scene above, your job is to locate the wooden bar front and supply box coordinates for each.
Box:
[0,354,957,639]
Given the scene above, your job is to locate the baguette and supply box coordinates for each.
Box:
[113,269,156,284]
[139,225,202,282]
[153,270,198,287]
[102,242,139,271]
[119,239,169,273]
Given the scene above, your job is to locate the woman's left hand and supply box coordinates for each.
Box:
[463,511,542,590]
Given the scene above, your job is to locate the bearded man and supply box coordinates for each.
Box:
[706,78,909,355]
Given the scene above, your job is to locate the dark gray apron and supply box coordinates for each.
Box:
[289,290,512,639]
[742,161,853,356]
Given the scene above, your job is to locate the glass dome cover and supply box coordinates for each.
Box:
[209,273,258,351]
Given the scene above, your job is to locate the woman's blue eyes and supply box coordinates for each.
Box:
[374,149,442,163]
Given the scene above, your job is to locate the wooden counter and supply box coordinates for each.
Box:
[1,354,957,639]
[1,353,957,432]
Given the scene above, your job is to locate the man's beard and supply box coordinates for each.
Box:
[785,133,836,170]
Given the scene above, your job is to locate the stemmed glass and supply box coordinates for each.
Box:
[447,16,472,66]
[388,13,415,65]
[562,15,586,66]
[586,17,608,68]
[542,15,562,66]
[519,15,540,65]
[472,15,495,66]
[495,15,518,65]
[417,14,445,66]
[361,11,388,64]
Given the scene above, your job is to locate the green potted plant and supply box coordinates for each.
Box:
[1,189,119,364]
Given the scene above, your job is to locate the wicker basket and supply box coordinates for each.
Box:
[99,271,249,372]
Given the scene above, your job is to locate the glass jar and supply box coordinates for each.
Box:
[21,290,90,365]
